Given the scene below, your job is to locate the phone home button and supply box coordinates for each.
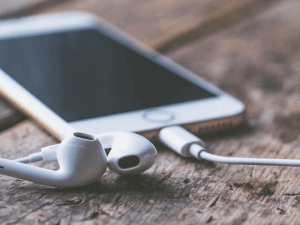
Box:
[143,109,175,123]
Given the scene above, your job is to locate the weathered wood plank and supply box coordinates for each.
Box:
[0,0,55,18]
[0,97,26,133]
[0,120,56,160]
[28,0,266,51]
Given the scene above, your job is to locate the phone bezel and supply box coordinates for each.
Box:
[0,12,245,136]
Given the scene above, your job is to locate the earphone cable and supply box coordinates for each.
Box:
[190,143,300,167]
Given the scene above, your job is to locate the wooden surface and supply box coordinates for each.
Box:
[28,0,266,51]
[0,0,54,18]
[1,0,300,224]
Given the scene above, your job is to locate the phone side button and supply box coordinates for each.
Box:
[142,109,175,123]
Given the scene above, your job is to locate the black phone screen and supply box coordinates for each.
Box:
[0,28,216,122]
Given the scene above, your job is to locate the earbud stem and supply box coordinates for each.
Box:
[14,144,59,163]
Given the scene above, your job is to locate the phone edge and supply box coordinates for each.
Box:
[138,111,247,142]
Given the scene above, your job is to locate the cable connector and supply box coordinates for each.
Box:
[159,125,300,167]
[159,125,206,158]
[15,144,59,163]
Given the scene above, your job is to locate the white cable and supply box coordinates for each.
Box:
[159,126,300,167]
[191,143,300,167]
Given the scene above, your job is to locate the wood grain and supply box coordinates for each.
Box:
[29,0,264,51]
[0,96,26,133]
[0,0,54,18]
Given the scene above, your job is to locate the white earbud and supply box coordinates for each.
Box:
[97,132,157,175]
[2,132,107,188]
[15,131,157,179]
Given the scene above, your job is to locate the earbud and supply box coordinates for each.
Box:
[1,132,107,188]
[97,132,157,175]
[15,131,157,180]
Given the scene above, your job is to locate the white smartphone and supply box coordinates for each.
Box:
[0,12,246,141]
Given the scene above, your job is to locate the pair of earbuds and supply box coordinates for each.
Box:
[3,131,157,188]
[3,125,300,188]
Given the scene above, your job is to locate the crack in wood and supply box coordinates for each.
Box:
[206,194,220,208]
[34,189,53,201]
[57,195,86,206]
[159,173,172,184]
[206,216,214,223]
[283,193,300,196]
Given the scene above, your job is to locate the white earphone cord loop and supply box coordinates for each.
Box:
[190,144,300,167]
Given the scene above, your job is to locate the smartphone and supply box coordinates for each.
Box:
[0,12,246,141]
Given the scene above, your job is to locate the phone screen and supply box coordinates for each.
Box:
[0,28,216,122]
